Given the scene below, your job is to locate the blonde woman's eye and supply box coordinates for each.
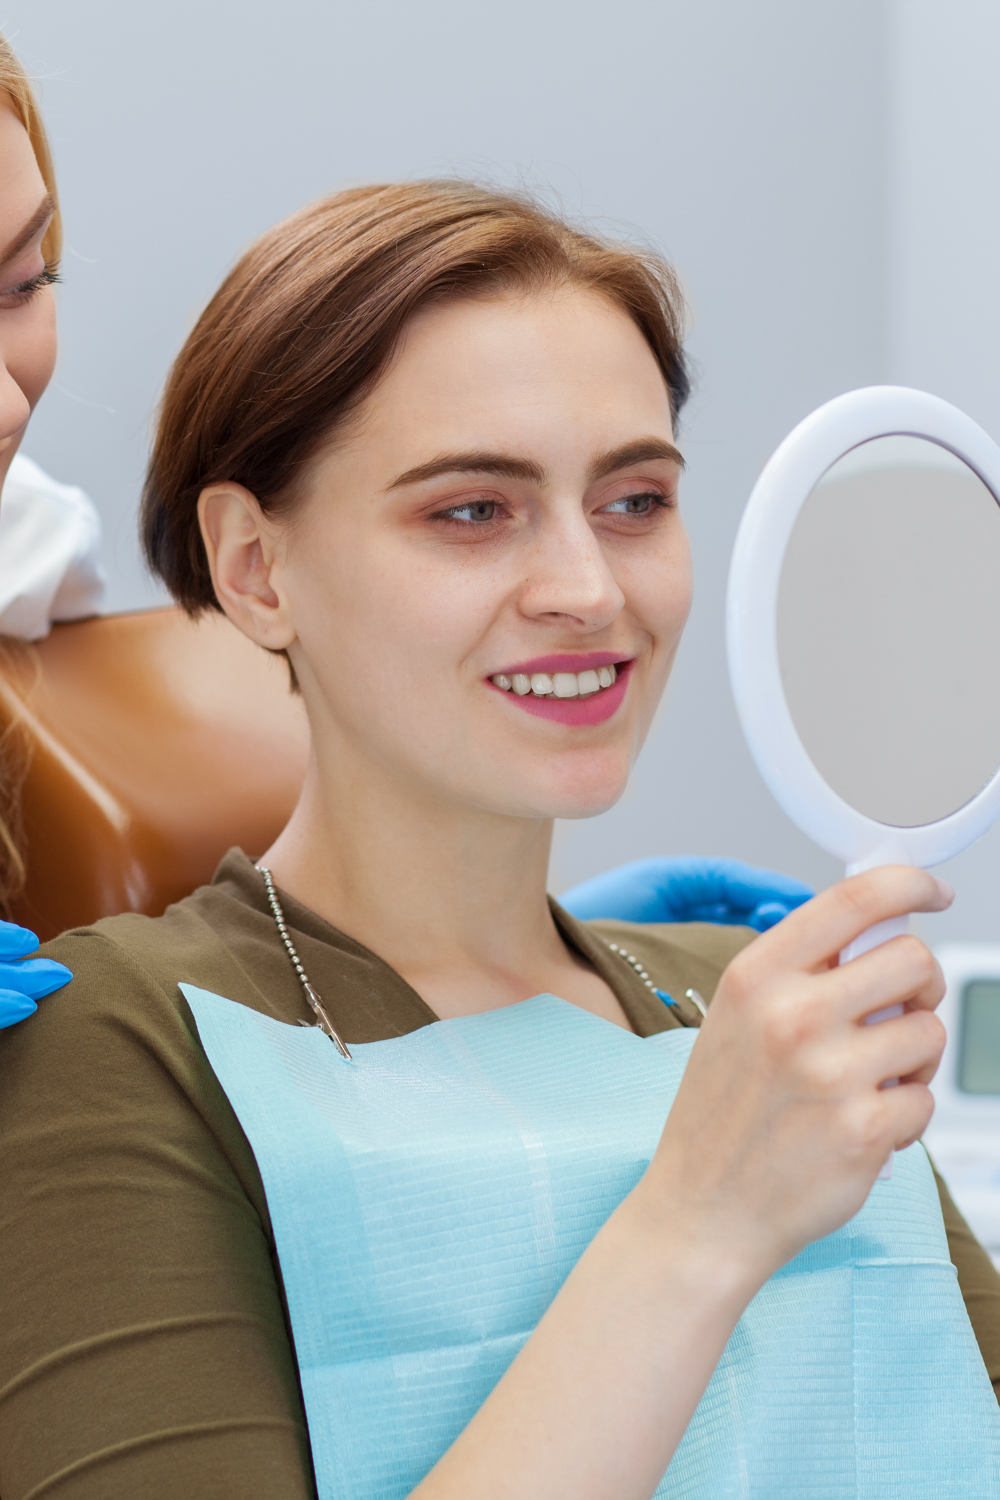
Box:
[602,492,664,516]
[441,500,497,523]
[0,266,60,308]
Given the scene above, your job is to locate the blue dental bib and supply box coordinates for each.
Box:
[182,986,1000,1499]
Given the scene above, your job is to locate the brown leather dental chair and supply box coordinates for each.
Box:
[0,609,310,941]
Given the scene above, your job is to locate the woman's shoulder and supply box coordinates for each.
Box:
[584,917,758,1007]
[0,889,281,1228]
[1,882,306,1108]
[36,876,306,1027]
[36,892,264,1022]
[3,898,237,1086]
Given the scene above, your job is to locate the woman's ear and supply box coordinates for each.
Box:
[198,483,297,650]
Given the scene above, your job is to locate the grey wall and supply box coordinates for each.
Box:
[8,0,997,941]
[884,0,1000,945]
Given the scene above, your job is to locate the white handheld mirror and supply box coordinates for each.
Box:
[727,387,1000,1176]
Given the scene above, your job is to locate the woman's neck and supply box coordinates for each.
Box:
[260,753,630,1028]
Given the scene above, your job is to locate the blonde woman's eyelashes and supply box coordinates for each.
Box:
[0,265,60,308]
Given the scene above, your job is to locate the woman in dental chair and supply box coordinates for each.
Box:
[0,30,799,1011]
[1,179,997,1500]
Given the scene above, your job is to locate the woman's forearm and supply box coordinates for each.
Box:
[412,1183,755,1500]
[415,867,956,1500]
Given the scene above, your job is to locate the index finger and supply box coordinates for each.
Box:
[740,866,953,975]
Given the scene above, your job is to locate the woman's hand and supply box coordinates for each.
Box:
[416,866,951,1500]
[643,864,952,1288]
[0,920,71,1028]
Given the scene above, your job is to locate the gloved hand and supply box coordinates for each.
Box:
[558,856,815,931]
[0,920,72,1029]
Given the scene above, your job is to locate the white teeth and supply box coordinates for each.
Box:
[492,663,623,698]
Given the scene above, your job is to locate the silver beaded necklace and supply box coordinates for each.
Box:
[602,939,707,1020]
[257,865,353,1061]
[258,865,702,1057]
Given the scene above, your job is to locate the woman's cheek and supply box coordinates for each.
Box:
[626,532,694,654]
[11,291,57,414]
[662,528,694,637]
[385,549,504,662]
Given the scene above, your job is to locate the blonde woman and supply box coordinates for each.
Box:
[0,34,84,1016]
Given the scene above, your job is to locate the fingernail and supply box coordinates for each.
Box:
[934,877,955,905]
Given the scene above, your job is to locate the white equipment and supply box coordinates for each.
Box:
[926,944,1000,1258]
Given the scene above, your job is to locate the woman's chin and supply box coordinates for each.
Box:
[506,757,632,822]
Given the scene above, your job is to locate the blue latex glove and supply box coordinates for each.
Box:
[0,920,72,1029]
[559,856,815,931]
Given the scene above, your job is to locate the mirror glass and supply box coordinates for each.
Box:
[777,434,1000,827]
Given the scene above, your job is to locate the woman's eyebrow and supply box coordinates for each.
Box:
[587,438,685,481]
[386,437,684,493]
[0,193,55,269]
[387,451,547,489]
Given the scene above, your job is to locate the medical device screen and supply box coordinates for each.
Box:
[958,980,1000,1094]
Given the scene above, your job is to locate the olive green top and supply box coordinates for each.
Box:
[0,849,996,1499]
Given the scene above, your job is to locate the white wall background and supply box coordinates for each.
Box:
[4,0,999,941]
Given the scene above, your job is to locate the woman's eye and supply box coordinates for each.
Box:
[441,500,498,523]
[0,267,60,309]
[601,491,663,516]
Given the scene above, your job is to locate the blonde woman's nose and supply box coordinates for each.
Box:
[0,361,30,449]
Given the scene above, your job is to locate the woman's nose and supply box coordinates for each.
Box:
[0,359,30,448]
[517,508,625,632]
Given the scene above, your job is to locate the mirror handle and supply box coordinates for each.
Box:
[840,912,910,1181]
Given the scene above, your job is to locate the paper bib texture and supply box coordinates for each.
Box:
[184,986,1000,1499]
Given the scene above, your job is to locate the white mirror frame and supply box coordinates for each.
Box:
[727,385,1000,874]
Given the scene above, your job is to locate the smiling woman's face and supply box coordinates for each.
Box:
[223,285,693,823]
[0,102,56,488]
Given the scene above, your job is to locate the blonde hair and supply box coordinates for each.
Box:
[0,31,59,915]
[0,31,61,266]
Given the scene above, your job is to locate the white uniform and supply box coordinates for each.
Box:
[0,453,105,640]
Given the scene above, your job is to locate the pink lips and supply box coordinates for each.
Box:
[486,654,635,727]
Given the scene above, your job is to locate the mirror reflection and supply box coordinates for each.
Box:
[777,435,1000,827]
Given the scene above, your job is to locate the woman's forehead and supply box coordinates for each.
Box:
[332,290,676,481]
[395,285,664,382]
[0,101,45,207]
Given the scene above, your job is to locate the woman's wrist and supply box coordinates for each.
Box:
[417,1151,766,1500]
[621,1155,773,1314]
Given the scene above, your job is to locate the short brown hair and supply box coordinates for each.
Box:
[142,180,690,612]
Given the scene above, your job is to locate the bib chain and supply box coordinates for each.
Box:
[257,866,700,1054]
[257,865,353,1061]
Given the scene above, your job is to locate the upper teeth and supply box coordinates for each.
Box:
[491,664,617,698]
